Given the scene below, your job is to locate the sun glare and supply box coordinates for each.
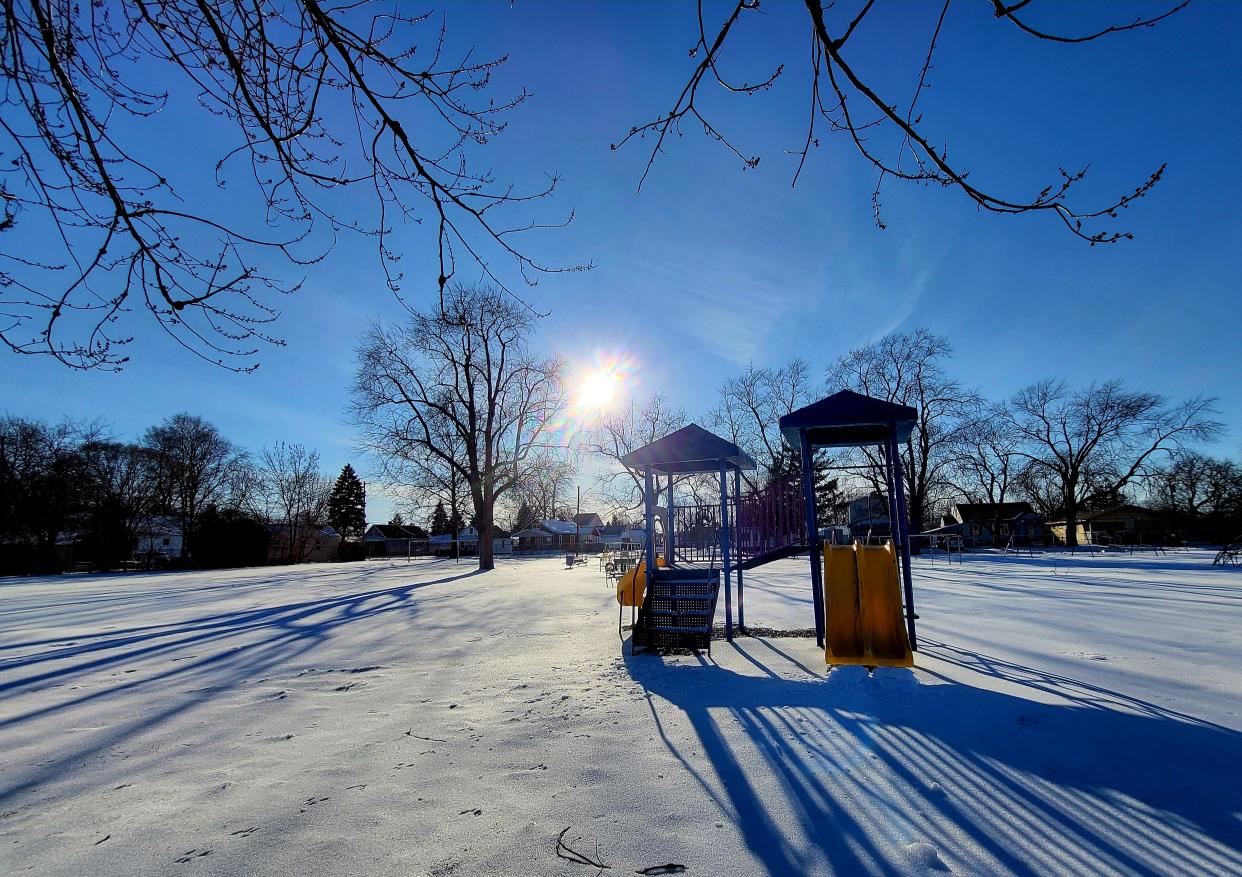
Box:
[580,369,618,410]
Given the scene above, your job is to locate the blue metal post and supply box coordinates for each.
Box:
[887,429,918,649]
[799,430,825,647]
[644,466,656,574]
[666,474,675,565]
[734,465,745,630]
[719,461,733,642]
[882,441,899,545]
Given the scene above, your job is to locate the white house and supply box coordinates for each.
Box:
[430,525,512,556]
[133,516,184,561]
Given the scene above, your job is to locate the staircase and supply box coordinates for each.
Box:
[632,566,720,653]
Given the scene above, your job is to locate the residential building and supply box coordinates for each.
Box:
[363,523,429,558]
[928,502,1044,547]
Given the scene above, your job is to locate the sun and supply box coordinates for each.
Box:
[579,369,618,410]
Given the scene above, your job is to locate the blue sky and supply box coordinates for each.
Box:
[3,1,1240,523]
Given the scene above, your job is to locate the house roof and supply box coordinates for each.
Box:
[779,390,917,449]
[539,520,576,534]
[951,502,1037,523]
[1080,505,1157,522]
[366,524,415,540]
[512,527,552,539]
[1047,505,1158,525]
[620,423,756,474]
[572,512,602,526]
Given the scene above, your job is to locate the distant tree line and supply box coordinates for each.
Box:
[0,413,367,574]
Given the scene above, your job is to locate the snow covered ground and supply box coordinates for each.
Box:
[1,550,1239,876]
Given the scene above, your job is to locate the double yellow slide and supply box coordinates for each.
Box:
[823,542,913,668]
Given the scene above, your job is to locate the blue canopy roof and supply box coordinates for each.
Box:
[621,423,757,474]
[779,390,917,449]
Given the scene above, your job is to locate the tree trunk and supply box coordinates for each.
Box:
[1063,491,1080,547]
[477,503,495,571]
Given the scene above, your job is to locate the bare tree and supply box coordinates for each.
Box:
[708,358,814,489]
[1149,452,1242,521]
[945,402,1029,536]
[144,413,246,560]
[258,441,330,563]
[509,452,578,522]
[619,1,1183,241]
[1,1,585,371]
[0,415,86,571]
[79,438,162,569]
[1005,380,1220,546]
[827,329,977,532]
[950,402,1023,503]
[351,285,566,571]
[582,394,687,516]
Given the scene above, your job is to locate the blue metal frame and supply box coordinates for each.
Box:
[799,430,826,647]
[719,461,733,642]
[644,465,656,574]
[666,473,675,565]
[887,429,918,648]
[734,465,744,630]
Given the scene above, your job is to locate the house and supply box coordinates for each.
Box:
[572,512,604,531]
[1048,505,1161,546]
[598,523,627,545]
[848,492,890,540]
[430,525,512,556]
[512,519,589,553]
[512,525,556,553]
[267,523,341,564]
[928,502,1044,547]
[542,520,577,544]
[133,516,184,563]
[363,523,429,558]
[620,527,648,549]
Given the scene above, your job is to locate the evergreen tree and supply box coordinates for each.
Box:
[327,464,367,539]
[388,512,406,528]
[514,501,536,533]
[429,502,449,536]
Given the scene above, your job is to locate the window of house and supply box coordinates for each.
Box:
[999,524,1010,535]
[163,537,170,546]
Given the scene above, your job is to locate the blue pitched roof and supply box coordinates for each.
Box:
[620,423,756,474]
[779,390,917,448]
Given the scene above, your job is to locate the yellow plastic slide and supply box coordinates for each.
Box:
[823,542,913,668]
[616,556,666,607]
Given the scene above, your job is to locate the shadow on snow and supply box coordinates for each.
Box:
[624,638,1242,877]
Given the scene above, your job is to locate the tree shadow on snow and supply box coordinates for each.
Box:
[623,640,1242,877]
[0,570,484,804]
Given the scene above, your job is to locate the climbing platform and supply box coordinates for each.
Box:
[632,566,720,653]
[823,543,913,668]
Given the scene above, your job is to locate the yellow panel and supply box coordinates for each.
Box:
[823,545,864,664]
[823,542,913,668]
[616,561,647,606]
[854,543,914,668]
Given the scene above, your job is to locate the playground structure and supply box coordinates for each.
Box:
[616,390,920,667]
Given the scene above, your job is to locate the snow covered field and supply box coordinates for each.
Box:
[1,551,1240,876]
